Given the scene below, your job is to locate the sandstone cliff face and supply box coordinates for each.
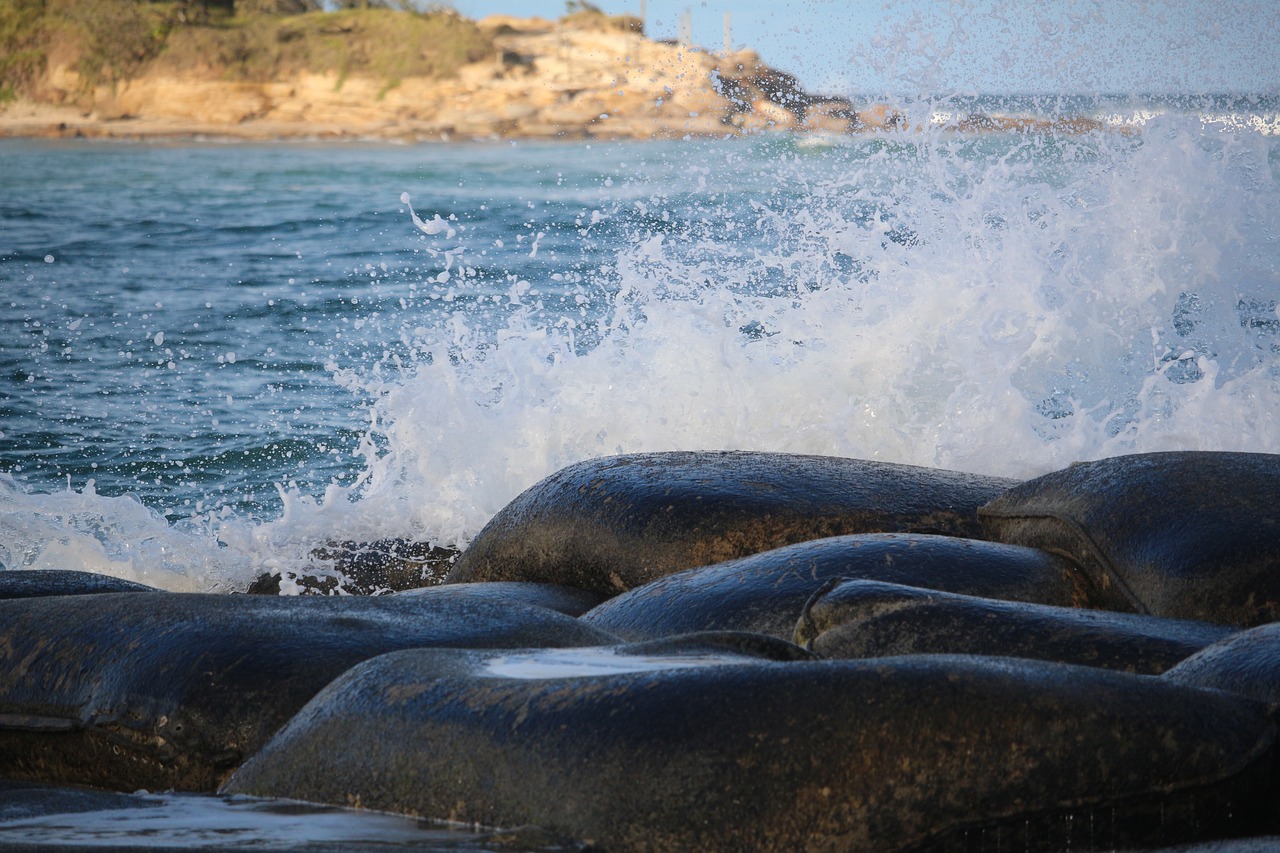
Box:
[2,13,888,141]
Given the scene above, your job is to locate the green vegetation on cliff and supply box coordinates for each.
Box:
[0,0,45,100]
[155,8,493,87]
[3,0,190,99]
[0,0,495,102]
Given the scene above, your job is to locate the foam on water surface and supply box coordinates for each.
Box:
[2,104,1278,592]
[309,115,1279,547]
[0,476,251,592]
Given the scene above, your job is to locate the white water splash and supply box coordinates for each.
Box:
[280,115,1278,559]
[401,191,457,238]
[5,114,1277,592]
[0,475,253,592]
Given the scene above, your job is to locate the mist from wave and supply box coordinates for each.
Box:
[2,102,1277,591]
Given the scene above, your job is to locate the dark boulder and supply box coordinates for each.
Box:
[797,579,1236,673]
[980,451,1280,626]
[0,569,158,598]
[1164,622,1280,705]
[580,533,1087,641]
[448,451,1020,596]
[225,647,1277,852]
[0,591,618,792]
[248,538,460,595]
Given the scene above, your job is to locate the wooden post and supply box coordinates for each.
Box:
[723,12,731,59]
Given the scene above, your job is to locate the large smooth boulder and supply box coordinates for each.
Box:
[796,579,1236,673]
[1164,622,1280,705]
[0,590,618,792]
[225,646,1276,852]
[447,451,1020,596]
[0,569,158,599]
[979,451,1280,626]
[580,533,1087,641]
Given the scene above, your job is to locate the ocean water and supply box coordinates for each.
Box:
[2,95,1279,594]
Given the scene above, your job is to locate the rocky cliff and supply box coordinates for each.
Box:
[0,9,897,142]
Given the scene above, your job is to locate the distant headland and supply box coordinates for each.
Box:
[0,2,906,142]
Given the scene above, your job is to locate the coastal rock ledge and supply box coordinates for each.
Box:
[0,9,895,142]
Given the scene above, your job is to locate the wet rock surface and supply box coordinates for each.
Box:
[3,450,1280,851]
[979,451,1280,626]
[393,580,606,617]
[1163,622,1280,705]
[0,569,159,599]
[447,451,1020,596]
[0,591,617,792]
[247,539,461,595]
[797,578,1237,673]
[225,646,1276,853]
[579,532,1087,641]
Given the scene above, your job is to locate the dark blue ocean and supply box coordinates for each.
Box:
[2,95,1279,594]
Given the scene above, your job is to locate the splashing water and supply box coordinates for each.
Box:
[0,475,252,592]
[283,112,1279,558]
[2,102,1278,590]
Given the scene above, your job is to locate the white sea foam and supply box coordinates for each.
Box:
[4,114,1277,592]
[0,475,253,592]
[291,115,1277,555]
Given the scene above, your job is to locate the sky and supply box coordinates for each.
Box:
[447,1,1280,95]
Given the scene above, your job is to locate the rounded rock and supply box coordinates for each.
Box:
[0,570,158,599]
[797,579,1236,673]
[1163,622,1280,705]
[580,533,1087,641]
[979,451,1280,625]
[447,451,1020,596]
[224,647,1277,852]
[0,591,618,792]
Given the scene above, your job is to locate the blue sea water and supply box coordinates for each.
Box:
[1,95,1279,593]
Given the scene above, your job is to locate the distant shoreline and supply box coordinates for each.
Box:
[0,95,1163,145]
[2,7,1271,144]
[0,9,899,144]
